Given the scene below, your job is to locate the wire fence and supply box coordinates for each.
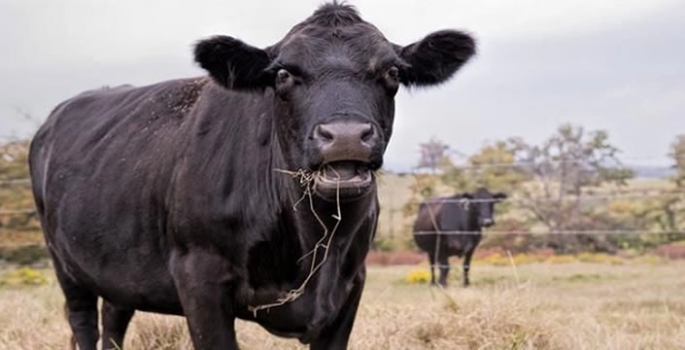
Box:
[422,190,685,204]
[0,209,36,216]
[412,229,685,236]
[0,179,31,186]
[1,172,684,236]
[410,154,685,171]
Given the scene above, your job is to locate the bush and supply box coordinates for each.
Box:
[366,251,425,266]
[0,267,48,287]
[653,244,685,259]
[545,255,577,264]
[405,269,431,284]
[0,244,49,265]
[372,237,397,252]
[576,252,623,265]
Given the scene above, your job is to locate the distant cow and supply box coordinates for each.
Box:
[413,188,506,287]
[29,3,476,350]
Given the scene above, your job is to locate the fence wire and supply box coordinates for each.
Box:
[0,209,35,216]
[0,179,31,186]
[412,229,685,236]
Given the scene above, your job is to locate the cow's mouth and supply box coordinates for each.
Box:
[313,161,374,201]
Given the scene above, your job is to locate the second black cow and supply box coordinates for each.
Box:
[413,188,506,287]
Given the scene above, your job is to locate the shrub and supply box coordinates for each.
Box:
[405,269,431,285]
[545,255,577,264]
[372,237,397,252]
[0,244,49,265]
[653,244,685,259]
[0,267,48,287]
[577,252,623,265]
[629,255,662,265]
[366,251,425,266]
[480,253,510,266]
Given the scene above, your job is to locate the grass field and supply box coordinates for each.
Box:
[1,260,684,350]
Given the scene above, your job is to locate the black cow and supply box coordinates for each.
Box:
[29,3,476,350]
[413,188,506,287]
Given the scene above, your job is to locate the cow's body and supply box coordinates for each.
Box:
[32,74,376,349]
[30,3,476,349]
[413,189,506,287]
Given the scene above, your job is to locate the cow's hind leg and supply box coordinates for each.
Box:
[101,301,135,350]
[463,249,475,287]
[437,255,450,287]
[55,267,99,350]
[428,252,437,286]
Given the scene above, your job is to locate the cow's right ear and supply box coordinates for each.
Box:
[194,36,274,91]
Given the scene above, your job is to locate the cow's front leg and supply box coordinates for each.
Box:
[170,250,239,350]
[310,271,365,350]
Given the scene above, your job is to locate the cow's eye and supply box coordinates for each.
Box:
[382,66,400,93]
[276,69,292,85]
[387,66,399,81]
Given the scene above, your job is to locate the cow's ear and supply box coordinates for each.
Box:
[396,30,476,87]
[194,36,274,90]
[493,192,508,200]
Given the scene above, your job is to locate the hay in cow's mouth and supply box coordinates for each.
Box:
[313,161,373,200]
[317,161,372,183]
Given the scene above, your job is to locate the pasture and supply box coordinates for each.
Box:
[1,260,684,350]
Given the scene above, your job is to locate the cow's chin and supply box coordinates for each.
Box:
[313,161,374,202]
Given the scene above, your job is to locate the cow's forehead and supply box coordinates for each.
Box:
[275,22,397,72]
[474,188,493,198]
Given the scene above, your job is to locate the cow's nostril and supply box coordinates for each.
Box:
[360,124,374,142]
[315,125,335,142]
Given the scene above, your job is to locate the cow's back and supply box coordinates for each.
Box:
[412,201,443,253]
[29,78,211,311]
[412,198,476,258]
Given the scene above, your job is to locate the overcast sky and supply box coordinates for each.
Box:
[1,0,684,170]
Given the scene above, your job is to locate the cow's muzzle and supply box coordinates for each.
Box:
[311,122,378,201]
[480,218,495,227]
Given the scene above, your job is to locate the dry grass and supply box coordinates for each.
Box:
[1,261,684,350]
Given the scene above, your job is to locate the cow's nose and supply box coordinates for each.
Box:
[313,122,377,163]
[480,218,494,227]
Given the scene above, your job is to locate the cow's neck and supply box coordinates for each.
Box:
[466,204,479,229]
[265,112,375,272]
[227,90,375,336]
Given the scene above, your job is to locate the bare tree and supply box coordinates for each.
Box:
[416,137,450,174]
[510,124,633,232]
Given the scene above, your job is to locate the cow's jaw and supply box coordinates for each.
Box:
[313,161,373,201]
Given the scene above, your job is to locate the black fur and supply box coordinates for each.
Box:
[399,30,477,87]
[308,2,362,27]
[194,36,273,90]
[30,2,477,349]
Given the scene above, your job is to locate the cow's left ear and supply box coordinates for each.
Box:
[194,36,274,90]
[396,30,476,87]
[493,192,508,201]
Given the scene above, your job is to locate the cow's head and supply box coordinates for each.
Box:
[194,3,475,201]
[464,188,507,227]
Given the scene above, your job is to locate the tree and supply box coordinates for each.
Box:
[510,124,633,231]
[416,137,450,174]
[402,174,439,219]
[441,141,528,193]
[670,135,685,187]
